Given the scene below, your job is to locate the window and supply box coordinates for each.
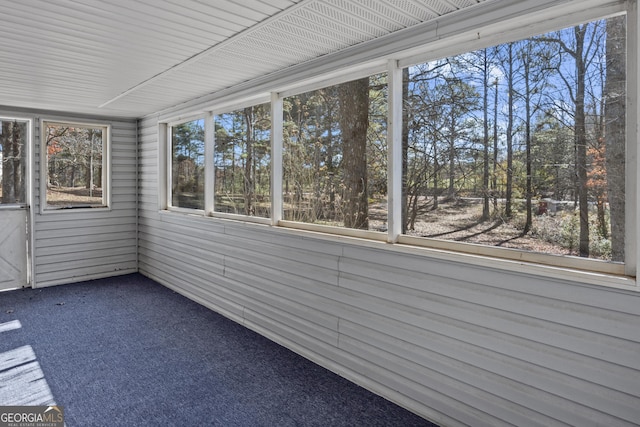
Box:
[214,103,271,218]
[0,118,28,206]
[282,74,388,231]
[400,15,627,269]
[170,119,205,210]
[43,121,108,210]
[161,5,634,278]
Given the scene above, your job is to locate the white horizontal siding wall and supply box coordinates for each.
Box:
[33,114,138,287]
[138,116,640,427]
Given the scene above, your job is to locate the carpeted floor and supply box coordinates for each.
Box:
[0,274,437,426]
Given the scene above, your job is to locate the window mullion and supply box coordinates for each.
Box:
[104,126,111,209]
[157,124,167,209]
[387,60,403,243]
[628,0,639,277]
[271,92,284,225]
[163,124,171,210]
[204,112,214,215]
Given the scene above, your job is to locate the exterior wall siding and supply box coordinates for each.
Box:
[33,113,138,287]
[137,116,640,426]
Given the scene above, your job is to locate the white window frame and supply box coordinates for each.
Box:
[275,67,390,241]
[209,101,273,225]
[165,115,206,214]
[385,1,634,278]
[40,119,111,214]
[158,0,637,283]
[0,116,31,209]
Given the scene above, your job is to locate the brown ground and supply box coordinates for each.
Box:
[46,186,103,206]
[407,198,568,255]
[370,197,571,257]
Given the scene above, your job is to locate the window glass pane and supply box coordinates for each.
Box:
[283,74,388,230]
[0,119,28,205]
[214,104,271,217]
[171,119,205,210]
[45,122,106,209]
[403,16,626,263]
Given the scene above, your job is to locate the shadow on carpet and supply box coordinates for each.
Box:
[0,274,438,426]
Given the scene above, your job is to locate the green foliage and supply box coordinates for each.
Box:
[282,74,387,229]
[531,209,612,259]
[214,104,271,217]
[590,233,612,259]
[530,212,578,253]
[171,119,205,210]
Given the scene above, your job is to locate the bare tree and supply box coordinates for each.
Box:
[339,78,370,229]
[504,43,516,218]
[605,15,626,262]
[243,107,255,216]
[481,49,491,220]
[517,38,552,233]
[542,22,603,256]
[402,67,410,234]
[1,121,24,204]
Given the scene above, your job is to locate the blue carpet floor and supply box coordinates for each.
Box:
[0,274,437,426]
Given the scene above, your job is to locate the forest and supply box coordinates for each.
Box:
[171,16,626,263]
[1,121,105,209]
[44,123,104,207]
[0,120,27,205]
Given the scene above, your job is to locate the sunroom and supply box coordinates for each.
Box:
[0,0,639,425]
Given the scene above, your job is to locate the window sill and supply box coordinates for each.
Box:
[393,239,636,291]
[0,204,28,210]
[40,205,111,215]
[158,209,637,292]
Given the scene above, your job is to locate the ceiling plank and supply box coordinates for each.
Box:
[0,0,488,118]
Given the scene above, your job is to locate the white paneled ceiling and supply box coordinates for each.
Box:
[0,0,485,119]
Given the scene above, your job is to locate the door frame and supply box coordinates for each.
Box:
[0,114,33,290]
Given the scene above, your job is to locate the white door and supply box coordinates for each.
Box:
[0,209,27,290]
[0,118,29,291]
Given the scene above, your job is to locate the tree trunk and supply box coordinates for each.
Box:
[505,43,514,218]
[523,51,533,234]
[482,49,490,220]
[326,101,336,219]
[493,77,499,211]
[15,124,24,203]
[575,25,589,257]
[433,143,439,210]
[409,187,419,230]
[85,129,94,189]
[244,107,254,215]
[312,104,322,221]
[339,78,369,229]
[605,15,626,262]
[1,121,17,203]
[402,68,410,234]
[448,109,456,199]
